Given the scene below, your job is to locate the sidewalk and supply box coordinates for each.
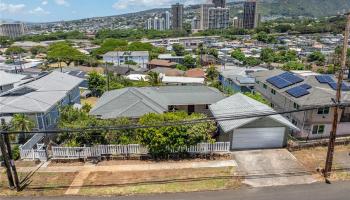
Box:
[16,160,237,173]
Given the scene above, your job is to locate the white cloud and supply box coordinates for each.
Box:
[112,0,206,10]
[42,1,48,5]
[0,3,26,14]
[55,0,69,6]
[29,6,50,15]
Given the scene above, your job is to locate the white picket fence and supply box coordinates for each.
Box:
[19,143,47,161]
[19,133,48,161]
[52,142,230,159]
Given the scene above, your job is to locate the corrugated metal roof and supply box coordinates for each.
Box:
[209,93,299,133]
[0,71,83,114]
[0,71,26,86]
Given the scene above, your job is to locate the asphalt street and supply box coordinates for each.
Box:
[3,181,350,200]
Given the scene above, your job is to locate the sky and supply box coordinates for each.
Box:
[0,0,210,23]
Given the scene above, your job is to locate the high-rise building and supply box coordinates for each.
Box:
[163,11,171,30]
[145,17,166,31]
[243,0,258,29]
[171,3,184,30]
[192,17,201,30]
[212,0,226,8]
[0,23,26,39]
[233,17,243,29]
[200,4,214,30]
[208,8,230,29]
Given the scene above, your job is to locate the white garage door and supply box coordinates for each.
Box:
[232,127,286,150]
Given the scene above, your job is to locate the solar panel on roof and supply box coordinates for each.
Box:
[266,76,291,89]
[279,72,304,84]
[286,86,310,98]
[328,82,350,91]
[316,75,335,84]
[299,84,312,90]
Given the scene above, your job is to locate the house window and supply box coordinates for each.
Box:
[205,105,209,109]
[317,107,330,115]
[263,84,267,89]
[312,125,325,135]
[293,103,300,110]
[271,89,276,95]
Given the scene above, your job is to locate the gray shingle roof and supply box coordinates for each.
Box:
[90,86,225,119]
[209,93,299,133]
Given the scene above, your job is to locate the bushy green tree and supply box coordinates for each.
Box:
[5,46,26,55]
[30,45,47,55]
[183,55,196,68]
[47,41,87,66]
[231,49,245,61]
[282,61,305,71]
[206,66,219,81]
[243,57,261,66]
[88,71,106,97]
[92,39,128,57]
[208,48,218,58]
[172,43,185,56]
[137,112,215,159]
[147,72,162,86]
[256,31,277,44]
[260,48,275,63]
[308,51,325,64]
[0,36,13,47]
[57,106,137,146]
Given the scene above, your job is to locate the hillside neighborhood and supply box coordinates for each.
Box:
[1,0,350,199]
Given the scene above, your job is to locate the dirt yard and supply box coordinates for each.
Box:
[291,145,350,181]
[0,172,77,196]
[81,97,99,107]
[79,167,240,196]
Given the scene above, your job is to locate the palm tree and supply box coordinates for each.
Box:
[147,72,162,86]
[10,114,35,143]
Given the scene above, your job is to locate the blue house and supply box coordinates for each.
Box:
[219,66,267,93]
[0,71,83,130]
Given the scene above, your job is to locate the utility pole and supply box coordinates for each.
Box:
[0,120,15,189]
[1,119,20,191]
[323,13,350,180]
[105,62,110,91]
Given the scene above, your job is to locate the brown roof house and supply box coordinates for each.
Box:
[185,68,206,78]
[147,59,177,70]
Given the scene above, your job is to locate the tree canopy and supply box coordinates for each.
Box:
[231,49,245,62]
[47,41,88,66]
[137,112,215,159]
[5,46,26,55]
[172,43,185,56]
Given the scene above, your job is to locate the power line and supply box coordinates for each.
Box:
[2,103,349,135]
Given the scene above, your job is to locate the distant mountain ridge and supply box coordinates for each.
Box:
[258,0,350,18]
[6,0,350,24]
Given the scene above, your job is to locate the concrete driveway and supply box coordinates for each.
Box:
[232,149,316,187]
